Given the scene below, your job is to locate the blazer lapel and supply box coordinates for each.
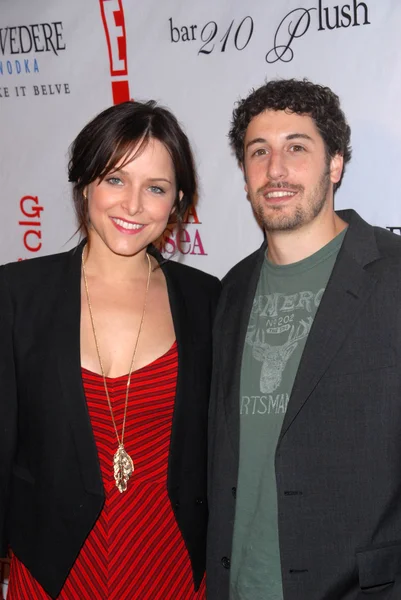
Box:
[223,245,266,463]
[55,241,103,496]
[279,211,380,444]
[159,260,193,491]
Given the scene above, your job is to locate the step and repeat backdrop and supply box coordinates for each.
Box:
[1,0,401,279]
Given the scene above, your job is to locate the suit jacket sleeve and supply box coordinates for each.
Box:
[0,266,18,556]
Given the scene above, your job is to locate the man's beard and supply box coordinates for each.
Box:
[253,166,331,232]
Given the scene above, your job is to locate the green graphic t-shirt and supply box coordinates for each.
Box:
[230,230,346,600]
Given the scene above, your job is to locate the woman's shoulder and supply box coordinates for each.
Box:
[162,258,220,291]
[162,259,221,323]
[149,243,220,291]
[0,245,80,291]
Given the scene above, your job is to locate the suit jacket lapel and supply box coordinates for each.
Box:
[159,260,193,492]
[55,241,103,496]
[279,210,380,444]
[222,245,266,464]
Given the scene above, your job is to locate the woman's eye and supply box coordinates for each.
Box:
[106,177,123,185]
[148,186,165,194]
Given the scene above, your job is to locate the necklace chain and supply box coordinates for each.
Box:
[82,247,152,492]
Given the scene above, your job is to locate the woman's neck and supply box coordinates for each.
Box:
[83,234,151,283]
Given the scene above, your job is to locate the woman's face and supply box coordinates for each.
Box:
[85,138,179,257]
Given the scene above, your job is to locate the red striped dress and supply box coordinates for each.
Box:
[8,341,206,599]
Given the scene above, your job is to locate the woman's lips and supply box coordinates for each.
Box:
[110,216,147,234]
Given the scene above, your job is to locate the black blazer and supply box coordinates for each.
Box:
[0,241,220,599]
[207,210,401,599]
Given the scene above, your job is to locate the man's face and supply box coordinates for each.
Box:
[242,109,343,232]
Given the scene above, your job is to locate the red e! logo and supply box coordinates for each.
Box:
[99,0,131,104]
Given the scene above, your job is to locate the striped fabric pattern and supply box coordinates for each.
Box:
[8,341,206,599]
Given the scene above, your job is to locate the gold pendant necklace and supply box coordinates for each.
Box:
[82,248,152,493]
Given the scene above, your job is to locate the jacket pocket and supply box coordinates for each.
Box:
[357,542,401,590]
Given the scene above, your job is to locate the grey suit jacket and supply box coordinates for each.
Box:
[207,210,401,600]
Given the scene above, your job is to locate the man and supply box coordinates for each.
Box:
[207,78,401,600]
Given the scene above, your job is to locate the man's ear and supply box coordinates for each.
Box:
[330,154,344,185]
[240,162,248,194]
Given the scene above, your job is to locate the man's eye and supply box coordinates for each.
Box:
[106,177,123,185]
[290,145,305,152]
[253,148,267,157]
[149,186,165,194]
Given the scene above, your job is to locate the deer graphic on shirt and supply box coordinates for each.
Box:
[246,316,313,393]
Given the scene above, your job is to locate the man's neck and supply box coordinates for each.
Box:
[266,210,347,266]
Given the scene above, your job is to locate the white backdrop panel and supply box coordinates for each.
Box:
[1,0,401,277]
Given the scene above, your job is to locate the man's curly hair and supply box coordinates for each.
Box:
[229,78,352,191]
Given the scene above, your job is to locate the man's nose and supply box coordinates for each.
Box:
[266,150,288,180]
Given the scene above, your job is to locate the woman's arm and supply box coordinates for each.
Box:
[0,266,18,557]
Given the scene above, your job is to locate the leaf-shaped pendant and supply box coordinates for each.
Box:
[113,444,134,493]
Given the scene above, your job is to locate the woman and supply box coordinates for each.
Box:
[1,100,220,599]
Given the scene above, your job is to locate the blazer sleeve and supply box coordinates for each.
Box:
[0,266,18,556]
